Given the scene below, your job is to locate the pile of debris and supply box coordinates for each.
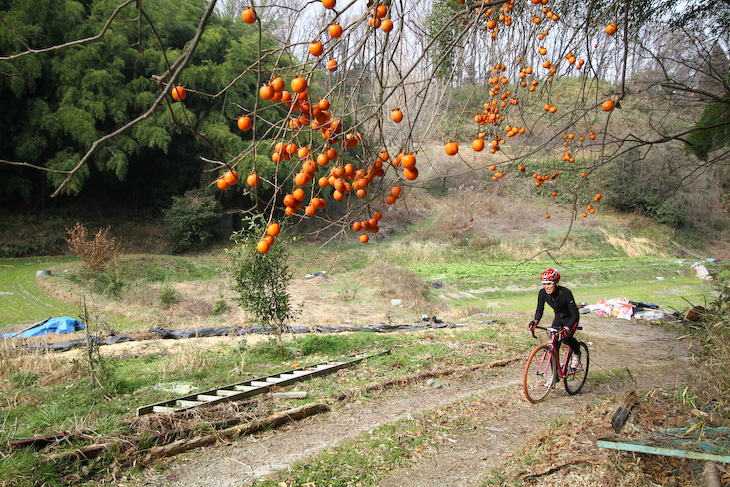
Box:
[579,298,706,323]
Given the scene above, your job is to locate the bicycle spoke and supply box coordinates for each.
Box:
[564,342,590,395]
[524,345,556,403]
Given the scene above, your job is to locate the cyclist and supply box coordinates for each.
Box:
[528,268,581,369]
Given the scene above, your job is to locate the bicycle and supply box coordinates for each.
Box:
[523,325,590,403]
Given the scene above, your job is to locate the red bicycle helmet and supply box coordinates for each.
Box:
[541,268,560,283]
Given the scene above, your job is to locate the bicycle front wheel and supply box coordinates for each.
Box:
[564,341,590,395]
[523,344,557,404]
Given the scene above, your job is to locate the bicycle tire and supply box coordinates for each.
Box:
[523,344,557,404]
[563,342,589,395]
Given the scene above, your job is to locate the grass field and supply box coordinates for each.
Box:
[0,187,726,487]
[409,256,713,308]
[0,250,718,330]
[0,257,80,328]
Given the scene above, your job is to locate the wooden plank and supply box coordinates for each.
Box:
[196,394,222,402]
[215,389,240,397]
[152,406,179,414]
[176,400,204,408]
[270,391,307,399]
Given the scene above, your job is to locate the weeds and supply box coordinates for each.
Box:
[65,222,120,273]
[0,338,73,389]
[337,286,358,302]
[365,264,430,310]
[682,266,730,420]
[160,347,216,380]
[158,285,179,309]
[212,296,229,315]
[80,296,116,391]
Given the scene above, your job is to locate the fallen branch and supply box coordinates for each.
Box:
[334,357,517,401]
[522,456,592,480]
[46,442,120,463]
[8,428,92,449]
[704,461,722,487]
[146,402,330,458]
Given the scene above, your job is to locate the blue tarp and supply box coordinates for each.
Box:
[1,317,85,339]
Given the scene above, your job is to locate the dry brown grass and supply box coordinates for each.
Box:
[687,317,730,422]
[364,264,430,310]
[0,339,78,391]
[598,227,660,257]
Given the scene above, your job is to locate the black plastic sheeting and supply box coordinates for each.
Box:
[148,321,462,339]
[19,321,464,353]
[21,334,133,353]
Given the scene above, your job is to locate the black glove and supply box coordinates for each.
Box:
[558,326,571,340]
[528,320,539,331]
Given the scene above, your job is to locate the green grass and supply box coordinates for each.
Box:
[253,419,437,487]
[0,257,80,327]
[0,254,222,328]
[406,257,716,314]
[0,195,723,486]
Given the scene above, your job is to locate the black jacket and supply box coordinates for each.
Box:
[534,285,579,328]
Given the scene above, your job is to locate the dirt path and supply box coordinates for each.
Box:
[130,315,693,487]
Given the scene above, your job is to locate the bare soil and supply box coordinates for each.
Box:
[115,313,693,487]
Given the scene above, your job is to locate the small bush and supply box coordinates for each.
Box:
[158,285,179,309]
[212,297,229,315]
[227,216,299,356]
[66,222,120,273]
[104,266,126,297]
[164,190,221,254]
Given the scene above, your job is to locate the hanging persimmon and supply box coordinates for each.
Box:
[291,77,307,93]
[309,42,324,57]
[328,23,343,38]
[171,86,186,101]
[246,173,260,187]
[241,8,256,23]
[237,116,252,131]
[445,142,459,156]
[223,170,239,186]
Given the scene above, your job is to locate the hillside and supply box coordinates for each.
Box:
[1,156,728,487]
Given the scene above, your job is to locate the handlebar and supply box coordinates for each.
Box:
[530,325,582,339]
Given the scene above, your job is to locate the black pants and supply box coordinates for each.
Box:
[552,318,580,360]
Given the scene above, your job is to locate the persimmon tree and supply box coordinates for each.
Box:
[1,0,728,245]
[227,216,298,355]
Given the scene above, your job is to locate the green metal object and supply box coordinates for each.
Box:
[597,426,730,463]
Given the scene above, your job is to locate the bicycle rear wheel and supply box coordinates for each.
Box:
[563,341,589,395]
[523,344,557,403]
